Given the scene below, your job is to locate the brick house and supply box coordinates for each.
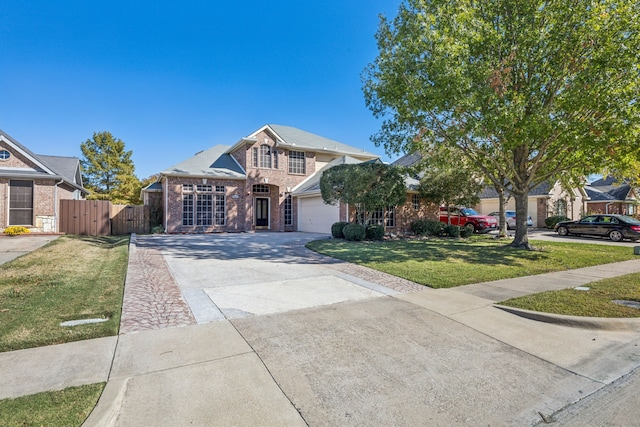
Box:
[584,177,638,216]
[0,129,88,232]
[144,124,437,234]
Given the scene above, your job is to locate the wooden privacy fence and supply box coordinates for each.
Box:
[111,204,150,235]
[59,200,149,236]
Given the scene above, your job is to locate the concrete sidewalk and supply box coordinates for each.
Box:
[0,234,59,266]
[1,234,640,426]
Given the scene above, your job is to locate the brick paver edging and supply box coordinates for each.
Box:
[119,234,196,334]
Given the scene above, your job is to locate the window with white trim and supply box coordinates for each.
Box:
[259,145,272,168]
[253,184,270,193]
[412,194,420,210]
[182,184,226,226]
[288,151,306,174]
[284,195,293,226]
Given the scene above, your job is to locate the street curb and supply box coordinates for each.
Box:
[494,304,640,331]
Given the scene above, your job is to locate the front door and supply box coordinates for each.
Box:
[255,197,269,228]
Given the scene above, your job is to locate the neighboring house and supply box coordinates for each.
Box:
[475,182,588,227]
[584,177,638,216]
[143,124,437,234]
[0,129,88,232]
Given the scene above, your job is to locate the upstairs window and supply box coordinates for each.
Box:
[288,151,306,174]
[253,144,278,169]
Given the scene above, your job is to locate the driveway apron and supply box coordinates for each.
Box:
[89,232,640,426]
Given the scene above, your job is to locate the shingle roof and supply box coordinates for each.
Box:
[291,155,366,196]
[0,129,87,193]
[162,144,246,179]
[479,181,552,199]
[267,124,378,160]
[585,181,633,202]
[38,155,83,186]
[392,152,423,168]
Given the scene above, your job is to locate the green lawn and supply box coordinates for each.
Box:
[306,236,637,288]
[0,235,129,352]
[500,272,640,317]
[0,383,104,427]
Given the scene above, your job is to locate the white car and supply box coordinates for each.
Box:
[488,210,533,229]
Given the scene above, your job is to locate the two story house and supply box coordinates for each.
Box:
[147,124,383,234]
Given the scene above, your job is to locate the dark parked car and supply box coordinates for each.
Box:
[554,214,640,242]
[488,210,533,229]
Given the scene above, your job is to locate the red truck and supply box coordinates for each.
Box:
[439,207,498,234]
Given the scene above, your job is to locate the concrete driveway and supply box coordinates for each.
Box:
[137,232,396,322]
[0,234,59,266]
[95,232,640,426]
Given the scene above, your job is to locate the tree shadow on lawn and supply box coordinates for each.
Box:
[316,238,549,268]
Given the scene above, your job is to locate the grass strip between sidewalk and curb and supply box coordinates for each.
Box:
[499,272,640,317]
[0,383,104,427]
[0,235,129,353]
[306,236,637,289]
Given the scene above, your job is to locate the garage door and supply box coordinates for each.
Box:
[298,197,339,234]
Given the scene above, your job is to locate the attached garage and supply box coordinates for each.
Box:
[298,196,339,234]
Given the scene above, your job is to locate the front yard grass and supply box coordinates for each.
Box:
[499,272,640,317]
[0,235,129,352]
[0,383,104,427]
[306,236,637,288]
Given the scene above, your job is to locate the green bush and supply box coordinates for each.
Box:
[151,225,165,234]
[410,219,444,236]
[331,222,349,238]
[459,225,474,238]
[366,225,385,241]
[545,215,570,229]
[343,223,366,241]
[444,225,461,238]
[3,226,30,236]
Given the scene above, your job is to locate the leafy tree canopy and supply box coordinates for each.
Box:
[80,131,141,204]
[363,0,640,248]
[320,162,407,223]
[416,146,483,209]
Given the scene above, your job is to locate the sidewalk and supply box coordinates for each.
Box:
[1,239,640,425]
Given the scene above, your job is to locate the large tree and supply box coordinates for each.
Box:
[80,131,140,204]
[320,162,407,226]
[414,145,483,222]
[363,0,640,249]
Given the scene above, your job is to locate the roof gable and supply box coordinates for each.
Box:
[255,124,379,160]
[0,130,87,193]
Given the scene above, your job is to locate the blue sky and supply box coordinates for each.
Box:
[1,1,403,179]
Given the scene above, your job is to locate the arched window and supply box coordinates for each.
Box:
[253,184,270,193]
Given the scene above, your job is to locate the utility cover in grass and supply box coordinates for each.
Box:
[60,318,110,327]
[612,300,640,310]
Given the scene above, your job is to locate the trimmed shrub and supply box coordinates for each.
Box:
[3,226,30,236]
[443,224,460,238]
[151,225,165,234]
[366,225,385,241]
[545,215,570,229]
[331,222,349,239]
[459,225,474,238]
[343,223,366,241]
[410,219,444,236]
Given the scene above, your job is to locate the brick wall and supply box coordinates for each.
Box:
[164,177,245,233]
[347,194,439,234]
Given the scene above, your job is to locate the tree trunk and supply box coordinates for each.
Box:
[497,187,508,238]
[510,191,532,249]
